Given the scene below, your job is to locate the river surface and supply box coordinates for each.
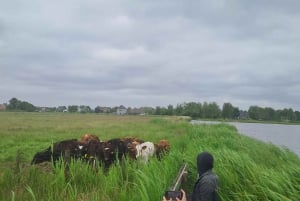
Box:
[191,120,300,157]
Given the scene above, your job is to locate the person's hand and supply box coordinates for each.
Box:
[176,189,186,201]
[162,196,172,201]
[162,189,186,201]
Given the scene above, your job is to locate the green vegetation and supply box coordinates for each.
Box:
[3,97,300,124]
[0,112,299,201]
[5,98,36,112]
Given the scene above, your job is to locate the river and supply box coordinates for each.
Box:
[190,120,300,157]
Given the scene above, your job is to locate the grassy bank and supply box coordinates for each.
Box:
[0,112,299,201]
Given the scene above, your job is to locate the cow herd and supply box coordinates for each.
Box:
[31,134,170,170]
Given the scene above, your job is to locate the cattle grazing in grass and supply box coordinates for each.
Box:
[31,136,171,169]
[31,139,85,165]
[135,141,155,163]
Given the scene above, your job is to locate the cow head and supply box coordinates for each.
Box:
[102,141,116,161]
[79,134,100,144]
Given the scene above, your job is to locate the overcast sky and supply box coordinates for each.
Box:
[1,0,300,110]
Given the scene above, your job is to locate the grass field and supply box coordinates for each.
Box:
[0,112,299,201]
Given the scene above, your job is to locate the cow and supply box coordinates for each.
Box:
[80,139,104,168]
[120,137,144,159]
[79,134,100,145]
[100,138,128,168]
[135,141,155,163]
[155,139,170,160]
[31,146,52,165]
[31,139,85,164]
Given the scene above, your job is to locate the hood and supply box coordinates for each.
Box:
[197,152,214,176]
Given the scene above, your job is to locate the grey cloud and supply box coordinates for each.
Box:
[1,1,300,110]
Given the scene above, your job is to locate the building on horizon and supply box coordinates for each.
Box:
[116,105,127,115]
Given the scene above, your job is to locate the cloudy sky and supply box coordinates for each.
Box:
[1,0,300,110]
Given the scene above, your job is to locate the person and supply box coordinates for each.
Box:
[163,152,220,201]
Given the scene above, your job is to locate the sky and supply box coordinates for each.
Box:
[1,0,300,110]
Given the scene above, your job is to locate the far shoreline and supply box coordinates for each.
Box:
[192,118,300,125]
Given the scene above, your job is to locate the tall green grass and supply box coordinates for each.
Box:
[0,112,299,201]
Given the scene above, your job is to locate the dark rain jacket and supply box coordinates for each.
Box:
[191,170,219,201]
[191,152,220,201]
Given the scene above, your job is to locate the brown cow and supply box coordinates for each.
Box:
[79,134,100,144]
[81,140,104,168]
[155,139,170,160]
[120,137,144,159]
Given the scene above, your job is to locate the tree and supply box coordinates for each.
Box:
[160,107,168,115]
[68,105,78,113]
[203,102,221,119]
[143,107,154,115]
[232,107,240,119]
[167,104,174,115]
[263,107,276,121]
[175,104,183,116]
[155,106,161,115]
[182,102,202,118]
[222,103,234,119]
[280,108,295,121]
[209,102,221,118]
[294,111,300,121]
[248,106,262,120]
[287,108,295,121]
[19,101,36,112]
[7,97,36,112]
[7,98,20,110]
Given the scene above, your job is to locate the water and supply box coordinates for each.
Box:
[191,120,300,157]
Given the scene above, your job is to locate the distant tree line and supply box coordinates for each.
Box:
[153,102,232,119]
[6,98,36,112]
[153,102,300,122]
[3,97,300,122]
[248,106,300,122]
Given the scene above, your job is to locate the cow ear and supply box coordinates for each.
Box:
[142,146,147,150]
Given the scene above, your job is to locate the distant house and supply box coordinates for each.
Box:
[56,106,67,112]
[0,104,6,111]
[39,107,47,112]
[116,105,127,115]
[127,107,145,115]
[38,107,56,112]
[79,105,92,113]
[239,110,249,119]
[97,106,111,113]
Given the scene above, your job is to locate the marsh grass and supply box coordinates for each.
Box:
[0,112,299,201]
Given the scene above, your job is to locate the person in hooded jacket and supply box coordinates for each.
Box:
[163,152,220,201]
